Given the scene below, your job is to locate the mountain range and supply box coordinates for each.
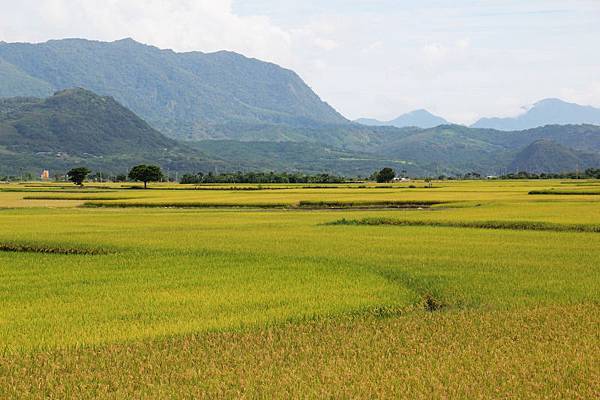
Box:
[0,38,347,141]
[0,38,599,177]
[356,110,448,129]
[472,98,600,130]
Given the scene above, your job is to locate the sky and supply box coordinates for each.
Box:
[0,0,599,124]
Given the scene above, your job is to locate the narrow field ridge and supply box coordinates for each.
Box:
[23,196,129,201]
[325,217,600,233]
[0,188,115,193]
[529,190,600,195]
[82,200,447,209]
[122,186,288,191]
[0,242,111,255]
[297,200,447,208]
[83,202,291,209]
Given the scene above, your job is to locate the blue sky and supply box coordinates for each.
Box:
[1,0,599,123]
[232,0,600,122]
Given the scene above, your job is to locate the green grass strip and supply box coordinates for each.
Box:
[297,200,446,208]
[325,217,600,233]
[0,188,116,193]
[529,190,600,195]
[0,242,111,255]
[82,200,447,209]
[82,202,290,209]
[23,196,129,201]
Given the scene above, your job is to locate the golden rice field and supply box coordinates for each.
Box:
[0,179,598,398]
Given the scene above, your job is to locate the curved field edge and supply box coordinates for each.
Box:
[1,304,597,399]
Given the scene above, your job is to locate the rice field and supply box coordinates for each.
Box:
[0,179,598,398]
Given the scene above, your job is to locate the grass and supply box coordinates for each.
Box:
[296,200,447,208]
[82,199,447,209]
[0,179,598,397]
[23,196,129,201]
[326,217,600,233]
[82,201,290,209]
[0,242,111,255]
[529,189,600,195]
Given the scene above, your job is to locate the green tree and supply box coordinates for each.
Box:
[67,167,91,186]
[128,165,163,189]
[375,167,396,183]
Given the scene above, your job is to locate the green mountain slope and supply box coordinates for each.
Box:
[509,140,600,173]
[0,38,347,140]
[0,89,218,175]
[0,58,54,98]
[192,140,423,177]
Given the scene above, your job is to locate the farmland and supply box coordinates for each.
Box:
[0,180,599,398]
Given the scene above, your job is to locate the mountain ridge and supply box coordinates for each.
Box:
[472,98,600,130]
[356,109,448,129]
[509,139,600,173]
[0,88,218,174]
[0,38,347,141]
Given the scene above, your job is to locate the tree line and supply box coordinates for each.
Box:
[67,165,163,189]
[15,165,600,188]
[179,171,347,184]
[498,169,600,180]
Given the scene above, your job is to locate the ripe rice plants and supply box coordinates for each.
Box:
[0,179,598,397]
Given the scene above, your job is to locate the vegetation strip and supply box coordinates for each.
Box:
[326,217,600,233]
[0,243,111,255]
[529,190,600,195]
[83,202,290,209]
[23,196,129,201]
[81,200,448,209]
[0,188,116,193]
[297,200,447,208]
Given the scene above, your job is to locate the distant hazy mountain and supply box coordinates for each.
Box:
[472,99,600,130]
[356,109,448,129]
[367,124,600,175]
[0,88,216,174]
[0,38,347,140]
[509,139,600,173]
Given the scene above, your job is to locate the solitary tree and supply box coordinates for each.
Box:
[375,167,396,183]
[128,165,163,189]
[67,167,91,186]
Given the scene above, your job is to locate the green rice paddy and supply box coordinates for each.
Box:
[0,179,598,398]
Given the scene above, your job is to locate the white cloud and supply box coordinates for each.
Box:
[420,43,449,66]
[0,0,293,65]
[456,39,470,49]
[314,37,338,51]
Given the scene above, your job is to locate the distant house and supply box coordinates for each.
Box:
[393,177,411,182]
[40,170,50,180]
